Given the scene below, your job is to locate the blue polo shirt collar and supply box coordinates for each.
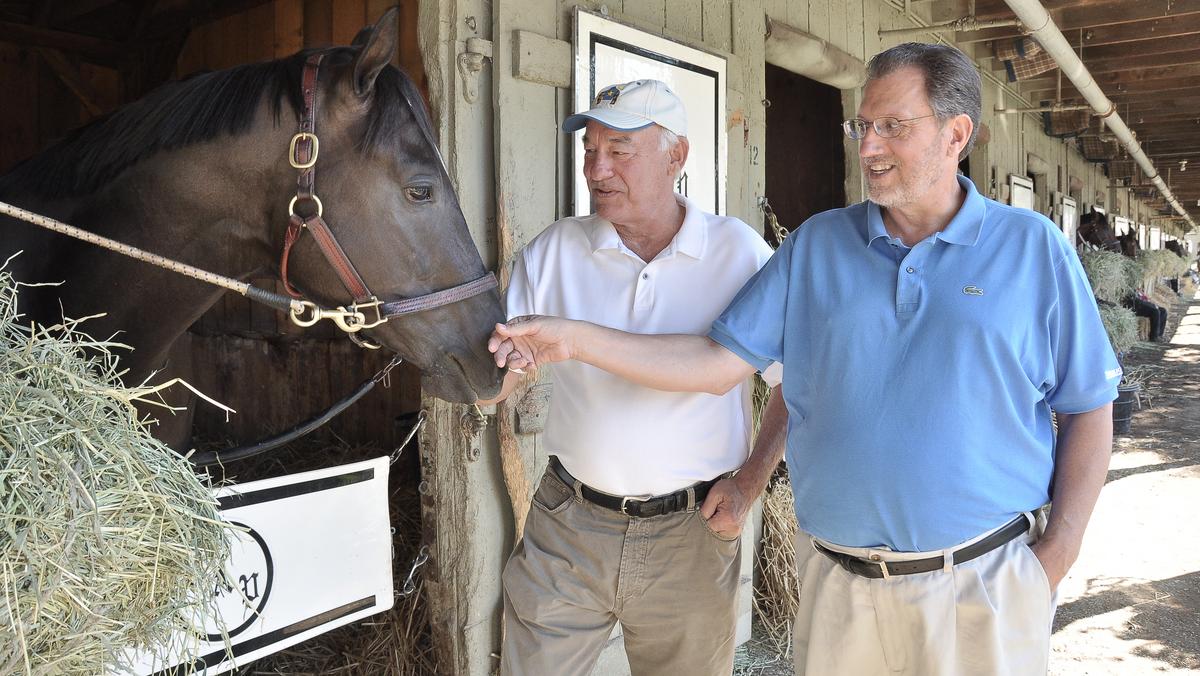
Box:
[864,175,986,248]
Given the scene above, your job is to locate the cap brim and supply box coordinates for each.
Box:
[562,110,656,134]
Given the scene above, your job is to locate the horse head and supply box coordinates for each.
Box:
[1118,231,1140,258]
[1078,208,1119,251]
[0,8,504,405]
[270,11,504,402]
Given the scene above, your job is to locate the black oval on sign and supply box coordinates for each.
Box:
[206,522,274,641]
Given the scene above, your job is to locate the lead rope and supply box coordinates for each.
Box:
[0,199,387,335]
[0,199,300,314]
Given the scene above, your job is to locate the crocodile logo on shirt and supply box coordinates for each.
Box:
[962,285,985,296]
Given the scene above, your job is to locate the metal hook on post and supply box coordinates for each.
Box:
[397,545,430,598]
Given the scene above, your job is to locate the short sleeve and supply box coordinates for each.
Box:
[1045,251,1121,413]
[504,252,537,321]
[708,236,795,372]
[761,362,783,388]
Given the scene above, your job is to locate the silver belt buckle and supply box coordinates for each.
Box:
[621,496,640,516]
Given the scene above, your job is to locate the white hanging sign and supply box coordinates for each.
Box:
[117,456,394,675]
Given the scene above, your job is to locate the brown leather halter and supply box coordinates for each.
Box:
[279,53,497,343]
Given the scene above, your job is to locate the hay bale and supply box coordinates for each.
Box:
[0,269,228,675]
[1080,249,1136,303]
[1098,303,1138,355]
[1138,249,1191,282]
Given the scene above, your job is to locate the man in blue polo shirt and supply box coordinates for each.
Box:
[489,42,1118,675]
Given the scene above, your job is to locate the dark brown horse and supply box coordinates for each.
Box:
[1077,207,1140,258]
[1077,208,1119,252]
[0,11,503,442]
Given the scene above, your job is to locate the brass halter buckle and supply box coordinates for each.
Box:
[288,132,320,169]
[348,298,387,331]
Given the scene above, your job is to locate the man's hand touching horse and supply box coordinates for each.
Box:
[488,317,758,396]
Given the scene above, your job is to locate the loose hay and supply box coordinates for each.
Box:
[753,473,800,660]
[1098,303,1139,355]
[1080,249,1136,304]
[0,270,228,675]
[1138,249,1192,283]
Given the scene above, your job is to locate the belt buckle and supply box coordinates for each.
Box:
[621,496,640,517]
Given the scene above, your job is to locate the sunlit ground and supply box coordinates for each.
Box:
[1050,288,1200,675]
[1167,301,1200,349]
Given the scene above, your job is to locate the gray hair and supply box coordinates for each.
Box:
[866,43,981,160]
[658,126,685,182]
[658,126,682,152]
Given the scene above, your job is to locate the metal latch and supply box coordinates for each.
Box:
[458,37,493,103]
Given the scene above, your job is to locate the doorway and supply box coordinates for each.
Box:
[765,63,846,238]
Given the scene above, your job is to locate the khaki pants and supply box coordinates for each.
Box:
[501,468,741,676]
[793,512,1056,676]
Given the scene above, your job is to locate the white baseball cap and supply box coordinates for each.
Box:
[562,79,688,137]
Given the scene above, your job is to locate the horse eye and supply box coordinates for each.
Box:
[405,186,432,202]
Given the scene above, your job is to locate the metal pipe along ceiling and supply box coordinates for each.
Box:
[1002,0,1198,233]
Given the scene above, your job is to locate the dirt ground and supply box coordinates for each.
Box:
[1050,286,1200,675]
[735,286,1200,676]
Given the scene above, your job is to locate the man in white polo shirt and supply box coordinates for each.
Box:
[483,79,785,675]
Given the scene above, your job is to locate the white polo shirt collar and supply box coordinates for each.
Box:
[585,194,708,260]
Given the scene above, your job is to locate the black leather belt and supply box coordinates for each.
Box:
[548,455,722,518]
[813,515,1032,579]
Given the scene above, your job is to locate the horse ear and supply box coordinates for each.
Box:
[353,7,400,97]
[351,26,373,48]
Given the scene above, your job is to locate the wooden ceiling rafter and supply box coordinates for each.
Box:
[0,20,124,65]
[50,0,126,26]
[960,11,1200,46]
[958,1,1200,221]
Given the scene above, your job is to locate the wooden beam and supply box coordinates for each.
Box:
[50,0,124,25]
[1119,93,1200,113]
[35,47,104,116]
[1139,145,1200,158]
[1023,63,1200,98]
[1125,112,1200,127]
[1025,78,1200,103]
[141,0,278,41]
[35,0,58,25]
[958,10,1200,45]
[0,21,123,65]
[1123,132,1200,147]
[1085,48,1200,74]
[1057,0,1200,30]
[965,0,1110,21]
[1076,34,1200,61]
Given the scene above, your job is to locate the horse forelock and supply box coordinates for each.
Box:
[362,65,445,172]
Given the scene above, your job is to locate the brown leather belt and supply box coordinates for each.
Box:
[548,455,723,518]
[813,515,1032,579]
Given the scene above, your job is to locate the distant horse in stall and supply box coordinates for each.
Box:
[1077,208,1120,252]
[1165,239,1186,258]
[1078,207,1141,259]
[0,9,504,448]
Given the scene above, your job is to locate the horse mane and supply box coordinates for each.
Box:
[0,47,430,200]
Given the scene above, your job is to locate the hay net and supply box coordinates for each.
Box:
[0,267,228,675]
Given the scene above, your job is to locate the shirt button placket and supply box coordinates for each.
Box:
[897,250,924,315]
[635,267,654,310]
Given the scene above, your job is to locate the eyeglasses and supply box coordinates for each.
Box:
[842,115,937,140]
